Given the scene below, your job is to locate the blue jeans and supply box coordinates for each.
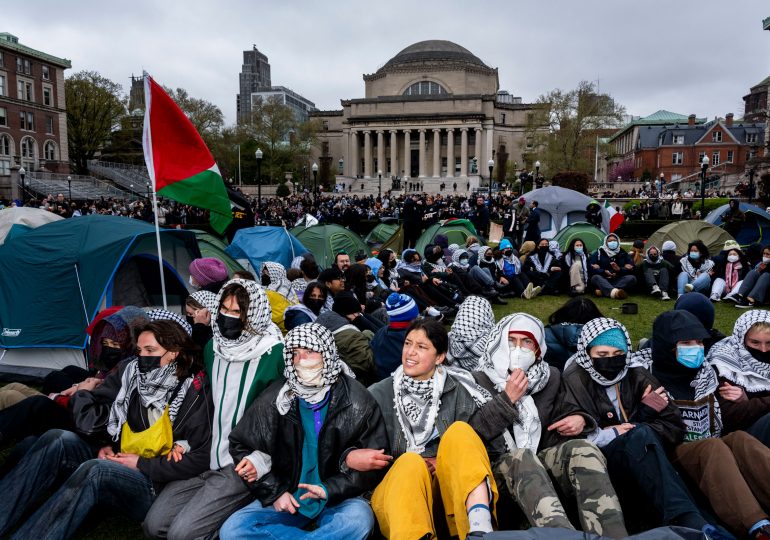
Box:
[677,272,711,295]
[220,496,374,540]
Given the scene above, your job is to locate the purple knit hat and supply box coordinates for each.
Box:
[189,258,228,287]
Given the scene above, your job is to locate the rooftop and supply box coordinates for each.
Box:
[381,40,490,70]
[0,33,71,68]
[607,110,707,143]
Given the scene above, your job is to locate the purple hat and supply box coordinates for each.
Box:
[189,258,228,287]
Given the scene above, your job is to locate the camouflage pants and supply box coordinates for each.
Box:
[495,439,627,539]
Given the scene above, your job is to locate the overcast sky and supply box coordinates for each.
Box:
[5,0,769,124]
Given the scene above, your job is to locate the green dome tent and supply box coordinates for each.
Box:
[290,223,371,269]
[552,222,606,254]
[647,220,736,257]
[192,230,245,276]
[364,222,399,252]
[415,219,478,257]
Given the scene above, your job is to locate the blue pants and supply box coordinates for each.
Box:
[220,496,375,540]
[677,272,711,296]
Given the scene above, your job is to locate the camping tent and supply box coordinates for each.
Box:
[415,219,478,257]
[0,207,63,245]
[290,224,370,269]
[0,216,200,376]
[193,230,245,276]
[647,221,736,257]
[705,202,770,246]
[226,226,308,272]
[552,222,606,253]
[364,222,399,252]
[378,224,404,255]
[520,186,608,238]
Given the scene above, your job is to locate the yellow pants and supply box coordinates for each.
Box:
[371,421,498,540]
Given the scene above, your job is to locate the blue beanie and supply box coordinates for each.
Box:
[674,293,715,330]
[588,328,628,352]
[385,293,419,323]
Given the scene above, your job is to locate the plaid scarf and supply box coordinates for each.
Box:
[392,365,447,454]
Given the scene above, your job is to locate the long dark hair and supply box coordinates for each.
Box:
[345,263,369,304]
[377,249,394,282]
[687,240,710,260]
[219,283,252,330]
[302,281,328,310]
[133,320,201,379]
[566,237,589,257]
[406,318,448,355]
[548,297,603,325]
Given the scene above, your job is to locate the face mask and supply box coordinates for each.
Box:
[649,254,659,262]
[538,246,549,254]
[763,257,770,265]
[459,257,469,268]
[607,241,619,250]
[305,298,325,315]
[99,346,123,370]
[509,346,537,372]
[727,254,740,263]
[689,252,700,260]
[188,275,198,289]
[261,274,271,286]
[574,247,584,255]
[676,345,704,369]
[217,312,243,340]
[137,353,164,374]
[295,357,324,387]
[591,354,627,381]
[747,345,770,364]
[503,249,512,257]
[389,260,397,269]
[366,274,375,283]
[185,315,195,327]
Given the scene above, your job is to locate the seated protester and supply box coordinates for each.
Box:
[493,241,533,299]
[284,282,328,332]
[563,237,590,295]
[367,320,499,539]
[318,266,346,310]
[414,246,463,310]
[518,240,536,264]
[708,310,770,447]
[0,321,211,539]
[434,233,452,265]
[661,240,682,295]
[446,296,496,372]
[523,238,562,296]
[371,293,420,381]
[143,279,284,540]
[642,245,673,301]
[559,318,724,536]
[651,311,770,540]
[220,324,388,540]
[289,254,320,301]
[734,244,770,308]
[334,250,351,274]
[395,250,450,313]
[185,291,218,349]
[189,257,229,294]
[711,241,748,302]
[674,293,727,353]
[544,297,604,371]
[628,239,645,268]
[345,263,372,306]
[465,235,483,266]
[449,249,506,305]
[588,233,637,299]
[376,249,399,291]
[332,290,384,334]
[365,256,389,294]
[469,314,627,538]
[677,240,714,298]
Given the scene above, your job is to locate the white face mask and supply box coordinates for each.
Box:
[295,357,324,387]
[189,275,198,289]
[509,346,537,373]
[727,254,740,263]
[764,257,770,265]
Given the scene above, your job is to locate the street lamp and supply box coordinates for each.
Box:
[255,148,263,209]
[700,155,710,214]
[339,158,344,175]
[146,182,151,200]
[535,160,541,190]
[19,167,25,202]
[312,162,319,197]
[487,159,494,197]
[378,169,382,198]
[67,175,72,202]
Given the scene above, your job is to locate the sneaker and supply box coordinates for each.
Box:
[737,299,755,309]
[610,288,628,300]
[724,294,742,304]
[750,524,770,540]
[661,291,671,301]
[523,282,534,299]
[530,286,543,298]
[651,285,661,296]
[425,306,442,317]
[684,283,694,293]
[710,293,720,302]
[594,289,603,298]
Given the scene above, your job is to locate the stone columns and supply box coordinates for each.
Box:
[433,129,441,178]
[474,127,482,173]
[446,129,454,177]
[404,130,411,178]
[389,130,397,177]
[363,130,372,179]
[376,130,385,176]
[418,129,426,178]
[484,125,494,178]
[350,131,358,178]
[342,128,350,176]
[460,128,468,177]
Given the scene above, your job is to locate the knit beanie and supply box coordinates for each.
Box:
[189,258,228,287]
[588,328,628,352]
[675,292,715,330]
[332,291,362,317]
[661,240,677,253]
[385,293,419,323]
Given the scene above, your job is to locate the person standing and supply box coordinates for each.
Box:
[524,201,541,244]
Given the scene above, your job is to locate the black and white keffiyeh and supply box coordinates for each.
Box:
[570,317,638,386]
[191,290,219,314]
[392,364,448,453]
[107,360,190,440]
[708,310,770,392]
[212,278,283,364]
[148,309,193,336]
[275,323,354,415]
[680,256,715,279]
[565,252,588,284]
[530,251,554,274]
[446,296,495,371]
[263,261,299,303]
[449,248,470,268]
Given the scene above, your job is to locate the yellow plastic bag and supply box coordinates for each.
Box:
[120,406,174,458]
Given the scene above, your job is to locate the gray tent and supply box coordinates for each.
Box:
[521,186,608,239]
[0,207,63,245]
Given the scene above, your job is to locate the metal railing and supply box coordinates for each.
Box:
[23,173,134,201]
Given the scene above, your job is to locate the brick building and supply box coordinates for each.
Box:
[0,33,71,179]
[743,75,768,123]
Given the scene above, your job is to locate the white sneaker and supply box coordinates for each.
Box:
[661,292,671,301]
[523,282,534,299]
[684,283,694,293]
[531,286,543,298]
[651,285,661,296]
[710,293,720,302]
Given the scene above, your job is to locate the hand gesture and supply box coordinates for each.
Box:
[106,452,139,469]
[505,368,528,403]
[298,483,327,501]
[345,449,393,472]
[547,415,586,437]
[235,457,258,483]
[98,445,115,460]
[615,423,635,435]
[166,443,185,463]
[273,492,300,514]
[719,382,747,403]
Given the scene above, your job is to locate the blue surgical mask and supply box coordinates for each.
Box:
[607,241,619,250]
[676,345,705,369]
[574,247,584,255]
[689,252,700,260]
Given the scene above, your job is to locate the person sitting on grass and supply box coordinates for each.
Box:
[642,245,673,301]
[710,240,748,303]
[588,233,637,300]
[734,244,770,308]
[523,238,562,296]
[445,295,496,372]
[563,237,590,296]
[676,241,714,299]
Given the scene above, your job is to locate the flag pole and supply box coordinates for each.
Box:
[151,188,168,309]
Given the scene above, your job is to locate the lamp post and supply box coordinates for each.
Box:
[487,159,494,197]
[700,155,710,215]
[312,162,318,197]
[534,160,541,190]
[339,158,344,175]
[67,175,72,202]
[19,167,25,202]
[255,148,263,209]
[378,169,382,198]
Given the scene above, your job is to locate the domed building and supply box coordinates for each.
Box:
[311,40,539,194]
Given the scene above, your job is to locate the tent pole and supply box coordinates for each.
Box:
[151,190,168,309]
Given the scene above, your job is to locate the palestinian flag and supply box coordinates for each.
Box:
[604,200,625,233]
[143,74,232,234]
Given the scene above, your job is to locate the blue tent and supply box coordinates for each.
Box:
[705,202,770,246]
[226,226,308,271]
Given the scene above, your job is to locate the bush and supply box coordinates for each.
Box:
[551,171,589,193]
[614,220,669,239]
[276,182,290,198]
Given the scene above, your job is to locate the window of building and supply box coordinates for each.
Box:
[672,134,685,145]
[46,116,54,134]
[672,152,683,165]
[747,133,758,143]
[726,150,733,163]
[0,107,6,127]
[21,137,35,158]
[0,74,5,97]
[44,141,56,161]
[712,131,722,142]
[23,59,31,75]
[42,65,49,80]
[501,113,506,124]
[526,137,534,149]
[19,111,34,131]
[0,52,4,68]
[0,135,10,155]
[17,79,33,101]
[402,81,448,96]
[43,86,52,106]
[16,58,22,72]
[711,151,720,166]
[322,120,328,131]
[0,159,9,176]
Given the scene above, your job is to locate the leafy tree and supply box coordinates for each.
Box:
[276,182,290,197]
[65,71,126,173]
[163,87,224,145]
[551,171,589,192]
[523,81,625,177]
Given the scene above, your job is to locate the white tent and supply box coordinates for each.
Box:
[521,186,609,239]
[0,207,63,245]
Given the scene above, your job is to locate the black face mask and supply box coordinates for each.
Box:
[366,274,376,283]
[427,251,442,263]
[217,313,243,340]
[185,315,195,327]
[484,255,493,262]
[305,298,325,315]
[538,246,549,254]
[592,354,627,380]
[138,354,164,374]
[502,249,512,257]
[99,346,123,370]
[389,260,397,269]
[261,274,271,287]
[747,346,770,364]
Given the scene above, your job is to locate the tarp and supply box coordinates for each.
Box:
[290,224,370,269]
[415,219,478,256]
[193,229,245,275]
[521,186,609,238]
[552,222,606,253]
[0,206,63,245]
[0,215,200,351]
[647,220,736,257]
[705,202,770,246]
[226,226,308,271]
[364,222,399,251]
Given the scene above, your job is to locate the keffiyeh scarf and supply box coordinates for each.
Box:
[191,290,219,314]
[565,252,588,284]
[148,308,193,336]
[446,296,495,370]
[530,251,554,274]
[393,365,447,454]
[600,237,620,258]
[263,261,299,303]
[680,257,715,279]
[708,310,770,392]
[570,317,638,386]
